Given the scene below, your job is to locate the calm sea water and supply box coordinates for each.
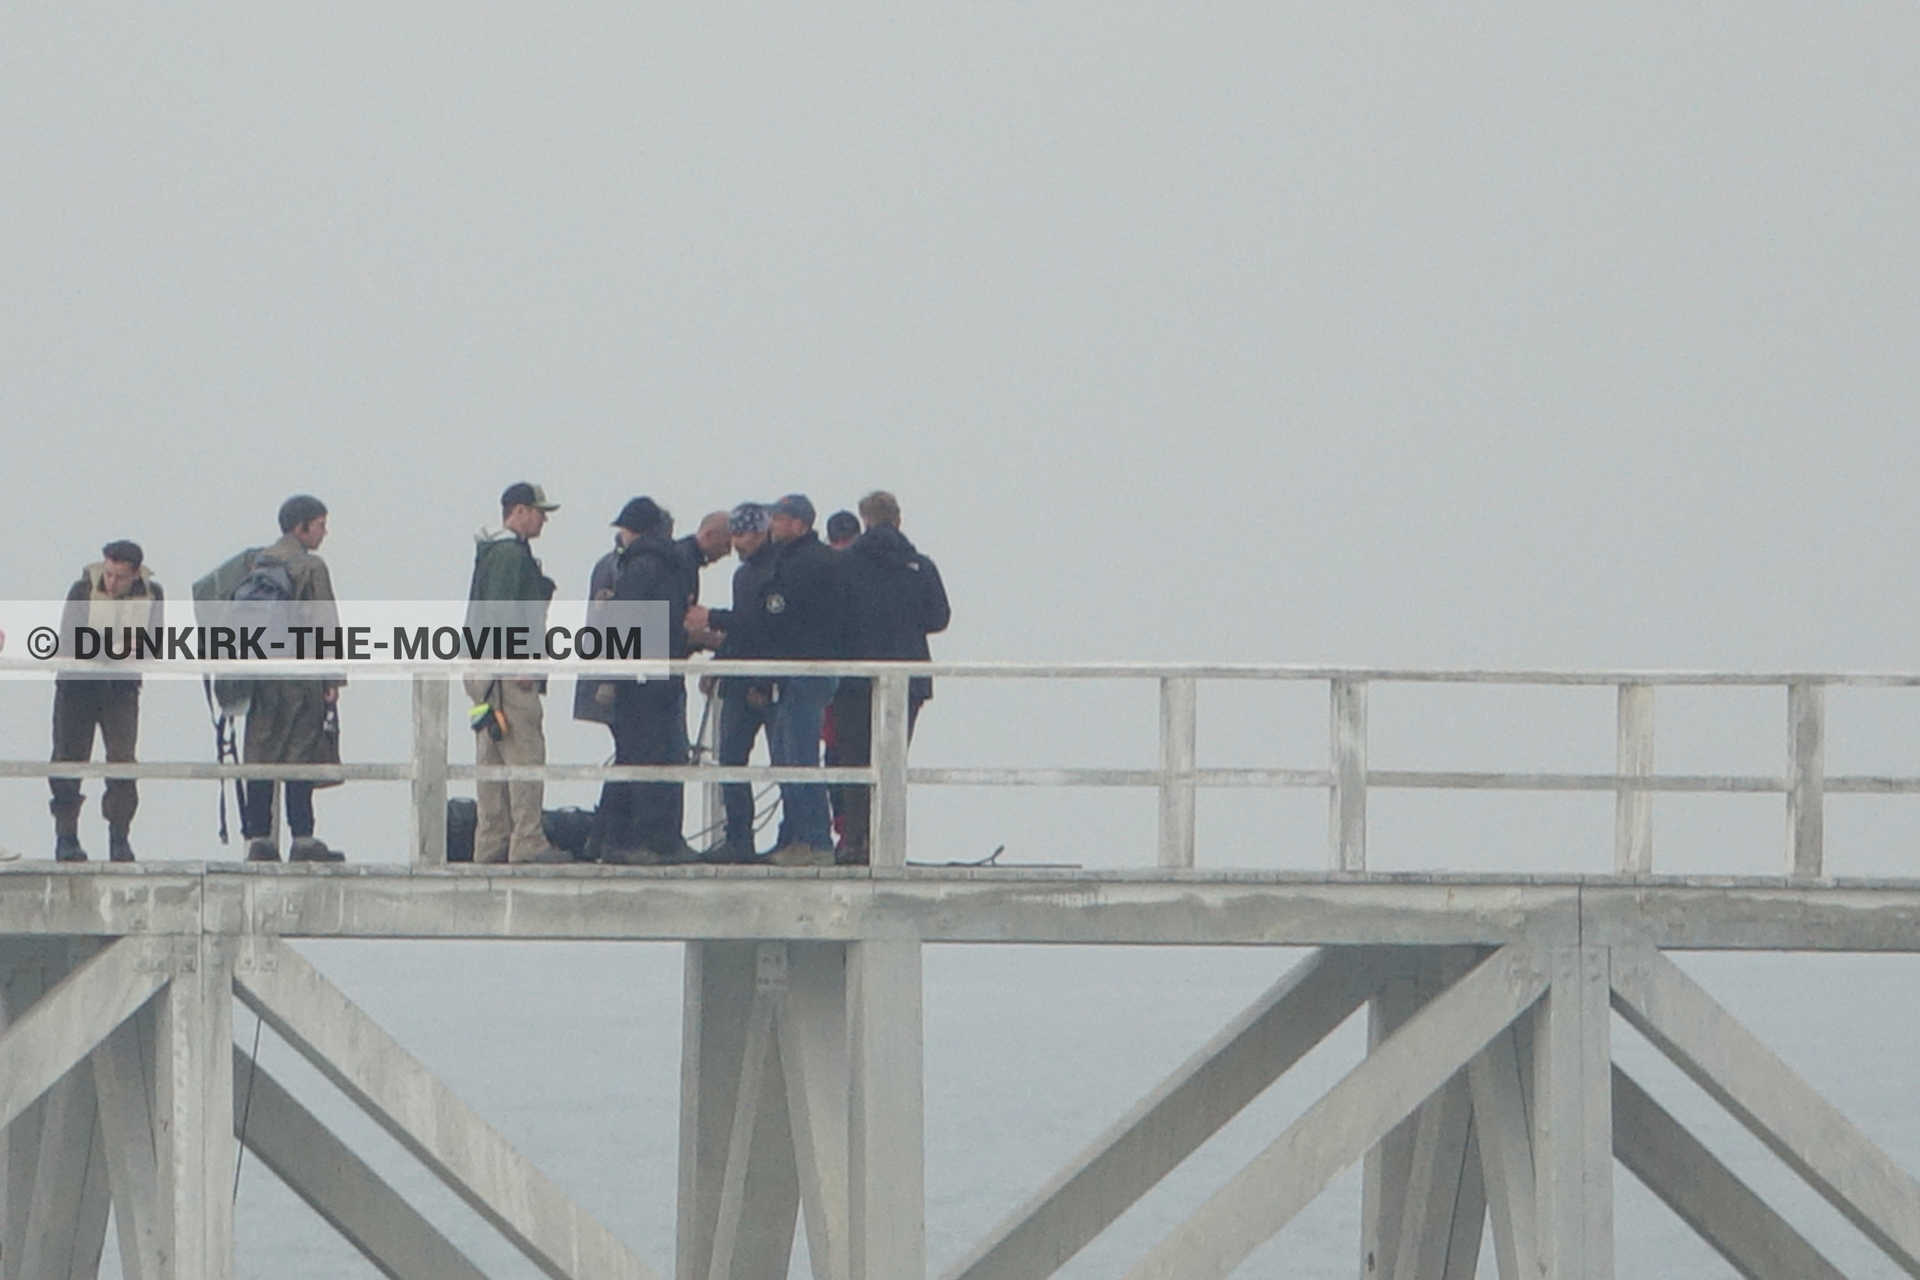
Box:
[72,942,1920,1278]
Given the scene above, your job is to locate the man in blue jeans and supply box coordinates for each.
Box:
[694,493,850,865]
[693,503,780,861]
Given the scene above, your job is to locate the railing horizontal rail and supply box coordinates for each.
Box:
[453,765,876,784]
[0,762,877,784]
[0,762,412,782]
[14,656,1920,685]
[3,659,1912,877]
[14,761,1918,796]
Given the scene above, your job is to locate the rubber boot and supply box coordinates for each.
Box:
[108,822,136,863]
[52,803,87,862]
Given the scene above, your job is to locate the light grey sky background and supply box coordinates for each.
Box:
[5,5,1916,668]
[6,4,1920,877]
[4,8,1920,1276]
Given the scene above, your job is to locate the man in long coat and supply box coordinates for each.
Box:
[242,494,346,862]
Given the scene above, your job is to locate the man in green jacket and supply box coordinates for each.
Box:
[464,482,568,864]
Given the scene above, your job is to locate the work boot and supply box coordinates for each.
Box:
[651,837,701,865]
[108,824,136,863]
[701,836,760,864]
[601,845,661,867]
[53,808,87,862]
[767,841,834,868]
[289,836,345,863]
[246,838,281,862]
[507,844,572,865]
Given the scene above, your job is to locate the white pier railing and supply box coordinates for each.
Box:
[4,658,1917,877]
[9,662,1920,1280]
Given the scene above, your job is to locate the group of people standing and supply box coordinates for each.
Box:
[30,485,947,869]
[39,495,346,863]
[465,482,949,868]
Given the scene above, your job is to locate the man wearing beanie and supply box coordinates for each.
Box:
[241,495,346,862]
[600,496,697,863]
[464,482,568,864]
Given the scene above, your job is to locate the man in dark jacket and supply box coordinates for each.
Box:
[692,493,849,864]
[242,495,348,863]
[464,482,567,864]
[831,490,951,864]
[695,503,779,860]
[600,497,697,863]
[670,510,732,767]
[50,540,163,861]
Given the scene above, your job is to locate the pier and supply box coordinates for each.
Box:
[5,659,1920,1278]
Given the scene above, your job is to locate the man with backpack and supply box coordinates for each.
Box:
[830,491,951,865]
[49,540,164,861]
[239,495,347,862]
[464,482,568,864]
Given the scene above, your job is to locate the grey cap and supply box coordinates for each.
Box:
[769,493,815,525]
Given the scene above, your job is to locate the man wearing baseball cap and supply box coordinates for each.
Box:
[692,493,850,864]
[463,482,567,864]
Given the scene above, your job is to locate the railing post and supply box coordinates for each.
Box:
[870,671,911,869]
[1614,684,1654,875]
[411,673,449,866]
[697,682,723,853]
[1330,679,1368,872]
[1158,676,1197,870]
[1787,682,1825,879]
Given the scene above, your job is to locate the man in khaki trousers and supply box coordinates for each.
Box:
[464,482,569,864]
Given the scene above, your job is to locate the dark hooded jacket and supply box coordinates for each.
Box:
[758,530,851,662]
[612,532,691,660]
[843,526,950,699]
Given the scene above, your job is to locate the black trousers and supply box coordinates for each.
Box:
[49,679,141,826]
[598,679,686,853]
[829,678,925,857]
[717,679,775,845]
[242,780,316,840]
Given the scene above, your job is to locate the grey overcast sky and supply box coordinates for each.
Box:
[6,16,1920,1275]
[6,5,1916,671]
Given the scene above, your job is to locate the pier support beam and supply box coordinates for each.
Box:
[679,938,921,1280]
[1535,947,1613,1280]
[848,939,924,1280]
[948,948,1387,1280]
[157,936,235,1280]
[235,936,660,1280]
[1124,944,1550,1280]
[1611,1066,1842,1280]
[1612,947,1920,1272]
[14,1068,110,1280]
[2,950,55,1280]
[93,1011,162,1280]
[678,942,802,1280]
[230,1046,490,1280]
